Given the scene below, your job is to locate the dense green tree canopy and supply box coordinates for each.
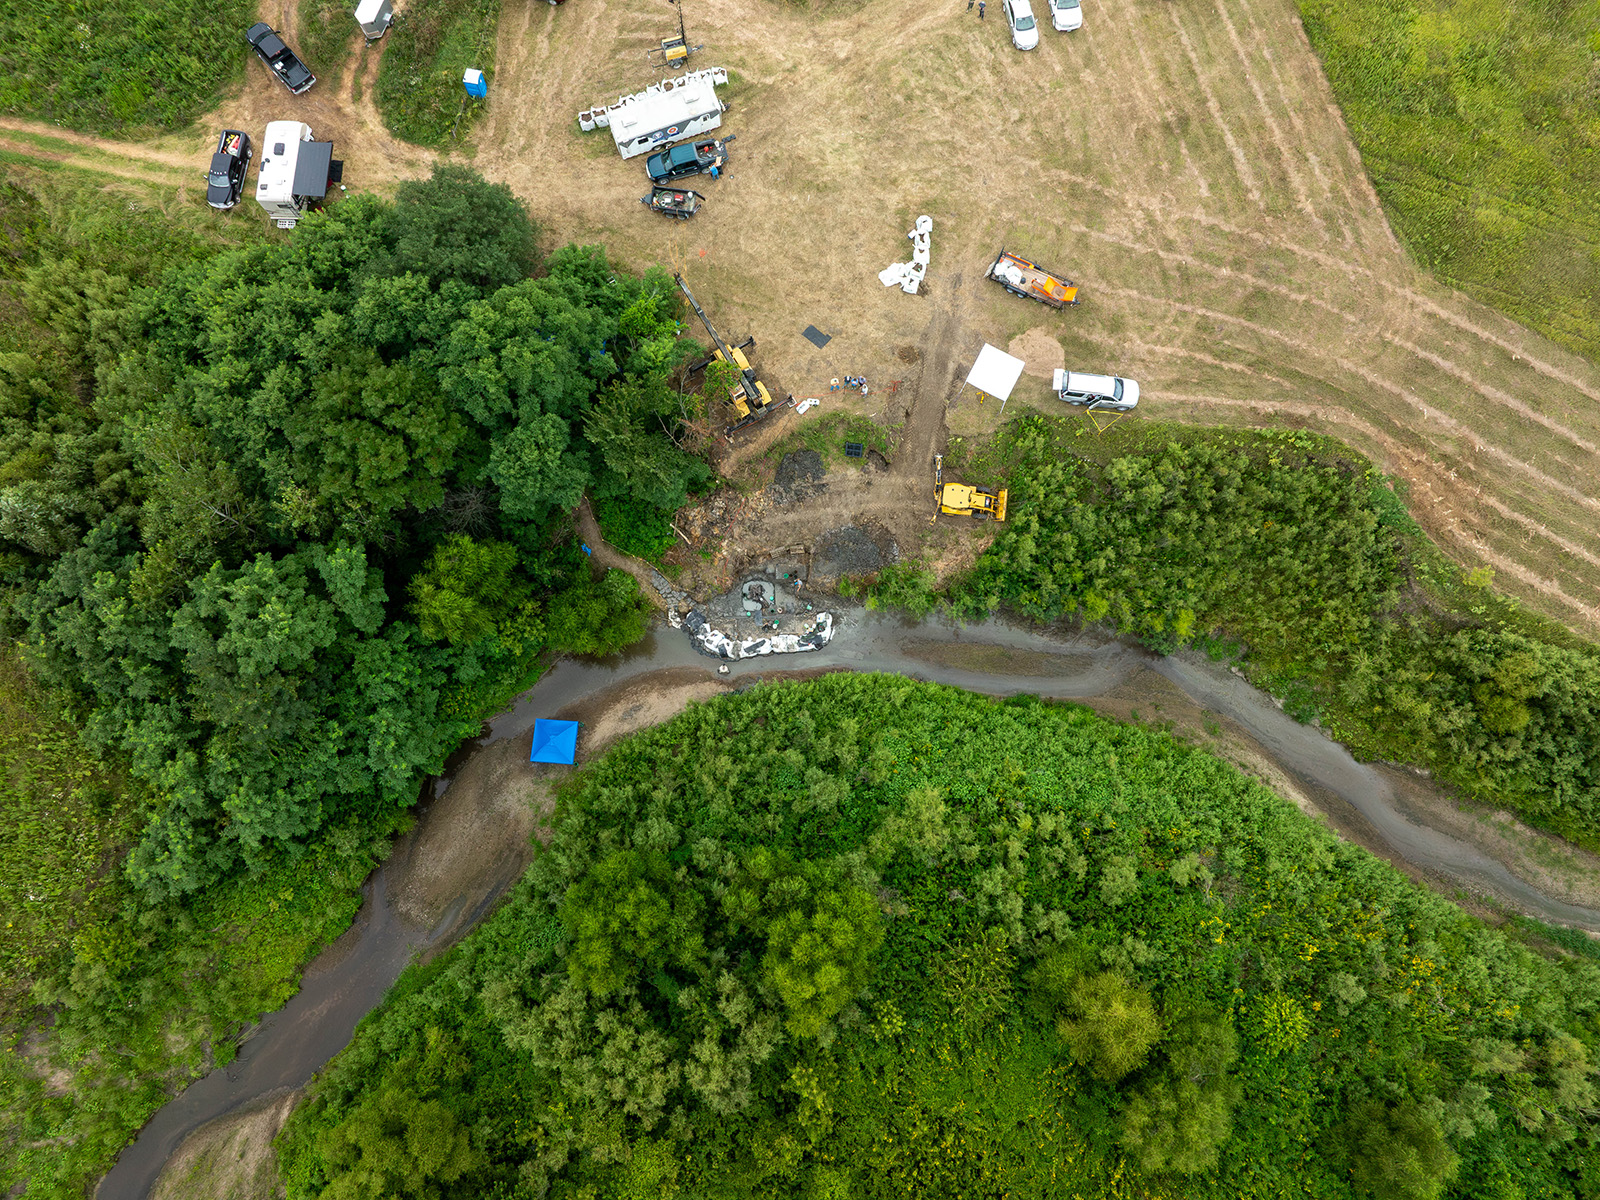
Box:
[280,677,1600,1200]
[0,170,695,894]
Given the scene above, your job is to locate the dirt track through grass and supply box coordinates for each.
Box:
[4,0,1600,635]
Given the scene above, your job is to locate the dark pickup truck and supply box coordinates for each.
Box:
[206,129,252,210]
[645,135,735,183]
[246,23,316,95]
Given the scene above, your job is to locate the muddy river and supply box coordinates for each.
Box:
[99,612,1600,1200]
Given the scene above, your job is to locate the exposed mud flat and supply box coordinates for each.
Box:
[148,1088,298,1200]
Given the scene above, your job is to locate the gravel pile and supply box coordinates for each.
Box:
[771,449,826,503]
[812,524,898,579]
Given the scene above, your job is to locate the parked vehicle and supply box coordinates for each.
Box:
[986,248,1079,308]
[607,68,728,160]
[1052,369,1139,412]
[1049,0,1083,31]
[640,184,706,219]
[206,129,252,210]
[645,135,734,182]
[1003,0,1040,49]
[256,121,342,228]
[246,23,316,94]
[935,455,1008,521]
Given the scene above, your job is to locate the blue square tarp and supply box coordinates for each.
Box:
[530,719,579,765]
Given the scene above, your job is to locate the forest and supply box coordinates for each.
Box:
[883,418,1600,853]
[278,674,1600,1200]
[0,164,706,1196]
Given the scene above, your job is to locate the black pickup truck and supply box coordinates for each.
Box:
[246,23,316,95]
[206,130,252,209]
[645,135,735,183]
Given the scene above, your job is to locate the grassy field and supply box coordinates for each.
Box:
[296,0,357,96]
[1300,0,1600,359]
[375,0,501,147]
[0,0,254,134]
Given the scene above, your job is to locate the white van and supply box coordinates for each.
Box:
[1052,368,1139,411]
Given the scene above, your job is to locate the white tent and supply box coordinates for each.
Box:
[963,344,1026,409]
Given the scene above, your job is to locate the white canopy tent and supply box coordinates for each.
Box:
[962,344,1027,412]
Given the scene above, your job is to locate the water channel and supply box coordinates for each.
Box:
[99,612,1600,1200]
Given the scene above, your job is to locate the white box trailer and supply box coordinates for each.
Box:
[255,120,342,228]
[354,0,393,39]
[610,72,725,159]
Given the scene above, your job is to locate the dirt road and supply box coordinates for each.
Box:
[6,0,1600,635]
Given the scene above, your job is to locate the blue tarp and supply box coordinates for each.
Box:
[530,718,579,765]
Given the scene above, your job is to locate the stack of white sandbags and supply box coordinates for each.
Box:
[878,215,933,294]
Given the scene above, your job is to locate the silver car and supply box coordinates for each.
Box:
[1053,368,1139,411]
[1003,0,1041,49]
[1050,0,1083,31]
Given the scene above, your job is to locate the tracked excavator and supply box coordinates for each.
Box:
[674,273,777,434]
[934,454,1008,521]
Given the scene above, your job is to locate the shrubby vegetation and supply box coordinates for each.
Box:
[280,676,1600,1199]
[0,0,253,133]
[901,418,1600,852]
[1299,0,1600,356]
[0,164,710,1195]
[375,0,501,146]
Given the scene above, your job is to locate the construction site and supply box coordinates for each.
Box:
[7,0,1600,638]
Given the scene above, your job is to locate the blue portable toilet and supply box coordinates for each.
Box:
[463,69,487,98]
[529,718,579,765]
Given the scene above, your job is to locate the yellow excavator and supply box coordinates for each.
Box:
[674,273,776,432]
[935,454,1007,521]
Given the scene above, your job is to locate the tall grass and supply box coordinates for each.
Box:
[296,0,357,95]
[1300,0,1600,357]
[374,0,501,147]
[0,0,254,134]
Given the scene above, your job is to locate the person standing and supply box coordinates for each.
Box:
[978,0,985,15]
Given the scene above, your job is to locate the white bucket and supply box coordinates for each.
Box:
[593,108,610,128]
[578,110,595,131]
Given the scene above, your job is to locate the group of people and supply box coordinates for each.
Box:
[831,375,870,395]
[967,0,986,16]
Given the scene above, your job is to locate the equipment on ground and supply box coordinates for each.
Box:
[934,454,1008,522]
[675,273,777,432]
[640,184,706,219]
[255,121,342,229]
[986,247,1079,308]
[648,0,704,67]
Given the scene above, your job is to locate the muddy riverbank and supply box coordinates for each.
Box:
[109,611,1600,1200]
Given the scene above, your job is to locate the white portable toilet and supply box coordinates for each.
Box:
[355,0,393,40]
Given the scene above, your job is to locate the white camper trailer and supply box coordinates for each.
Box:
[609,72,725,159]
[354,0,393,39]
[255,121,342,229]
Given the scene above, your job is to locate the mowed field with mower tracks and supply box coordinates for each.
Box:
[476,0,1600,637]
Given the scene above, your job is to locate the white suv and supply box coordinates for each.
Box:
[1050,0,1083,31]
[1003,0,1040,49]
[1053,369,1139,411]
